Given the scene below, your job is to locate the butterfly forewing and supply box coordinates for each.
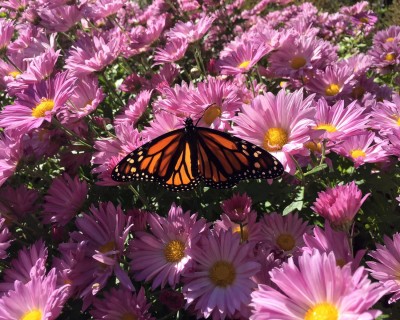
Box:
[196,128,284,189]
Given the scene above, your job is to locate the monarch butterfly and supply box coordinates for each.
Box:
[111,117,284,191]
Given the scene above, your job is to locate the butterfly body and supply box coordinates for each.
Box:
[112,118,284,191]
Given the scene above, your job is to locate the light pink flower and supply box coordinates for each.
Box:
[114,90,152,127]
[0,131,23,188]
[153,37,189,65]
[166,15,215,43]
[129,204,207,289]
[38,4,82,32]
[0,19,14,51]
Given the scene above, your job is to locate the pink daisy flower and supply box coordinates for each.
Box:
[140,112,183,140]
[153,37,189,65]
[303,223,365,270]
[261,212,312,256]
[250,250,388,319]
[0,267,70,320]
[332,131,389,168]
[221,192,254,223]
[370,95,400,135]
[313,98,369,141]
[0,19,14,52]
[42,173,88,226]
[65,202,133,308]
[369,41,400,74]
[65,29,123,76]
[0,240,47,294]
[218,41,270,75]
[0,218,12,260]
[368,233,400,303]
[231,89,316,174]
[306,64,355,101]
[91,287,155,320]
[114,90,152,127]
[386,129,400,158]
[0,185,39,221]
[82,0,125,19]
[38,4,82,32]
[311,181,370,230]
[0,131,23,188]
[183,230,260,320]
[166,15,215,43]
[129,204,207,289]
[0,72,76,138]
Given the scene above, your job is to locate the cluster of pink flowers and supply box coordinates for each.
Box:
[0,0,400,318]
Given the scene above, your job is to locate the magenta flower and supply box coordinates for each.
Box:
[38,5,82,32]
[91,287,155,320]
[303,223,365,270]
[218,41,270,75]
[368,233,400,303]
[262,212,312,256]
[369,40,400,74]
[370,94,400,135]
[0,218,12,260]
[0,72,76,137]
[0,131,22,188]
[221,192,254,223]
[42,173,88,226]
[251,250,388,319]
[0,19,14,51]
[153,37,189,65]
[0,185,39,221]
[82,0,125,19]
[311,181,370,230]
[65,30,123,75]
[183,230,260,319]
[140,112,183,140]
[231,89,316,174]
[166,15,215,43]
[114,90,152,127]
[332,131,389,168]
[129,204,207,289]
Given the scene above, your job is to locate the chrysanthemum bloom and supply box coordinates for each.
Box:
[153,37,189,65]
[369,40,400,74]
[0,264,70,320]
[0,19,14,53]
[313,98,369,141]
[65,29,123,76]
[303,223,365,270]
[231,89,316,174]
[332,131,389,168]
[311,181,370,230]
[261,212,312,256]
[0,0,29,12]
[0,131,22,188]
[91,123,142,185]
[82,0,125,19]
[149,63,179,90]
[250,250,388,320]
[372,25,400,48]
[0,218,12,260]
[38,4,82,32]
[370,95,400,136]
[0,72,76,138]
[221,192,254,223]
[0,185,39,221]
[306,64,355,101]
[0,240,47,294]
[166,15,215,43]
[65,202,133,308]
[183,230,260,319]
[140,113,184,140]
[340,1,377,35]
[340,53,372,77]
[114,90,152,127]
[42,173,88,226]
[129,204,207,289]
[385,129,400,158]
[59,75,105,124]
[368,233,400,303]
[218,41,270,75]
[90,287,154,320]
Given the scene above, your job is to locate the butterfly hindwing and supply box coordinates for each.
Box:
[111,128,200,191]
[196,127,284,189]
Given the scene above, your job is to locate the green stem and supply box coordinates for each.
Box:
[52,118,93,149]
[128,185,150,209]
[3,55,22,73]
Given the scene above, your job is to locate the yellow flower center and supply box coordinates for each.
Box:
[238,60,251,69]
[314,123,337,133]
[8,71,21,78]
[164,240,185,263]
[325,84,340,96]
[386,37,395,42]
[209,260,236,287]
[304,302,339,320]
[351,86,366,99]
[290,56,307,69]
[350,149,366,159]
[336,258,346,268]
[232,224,249,242]
[263,127,288,152]
[31,98,55,118]
[204,104,222,125]
[276,233,295,251]
[21,309,42,320]
[359,17,369,23]
[99,241,115,253]
[385,53,395,61]
[121,313,138,320]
